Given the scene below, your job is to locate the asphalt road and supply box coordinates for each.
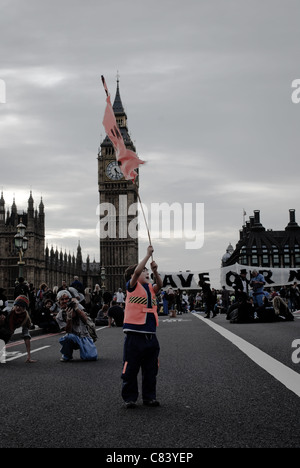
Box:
[1,311,300,450]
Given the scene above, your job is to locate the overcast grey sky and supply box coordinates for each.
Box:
[1,0,300,287]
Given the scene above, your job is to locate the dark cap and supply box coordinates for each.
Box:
[14,295,29,309]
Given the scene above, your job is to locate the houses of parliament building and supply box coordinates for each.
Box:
[0,191,100,298]
[0,79,138,298]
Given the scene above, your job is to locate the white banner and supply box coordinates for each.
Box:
[220,263,300,289]
[157,271,211,290]
[153,264,300,290]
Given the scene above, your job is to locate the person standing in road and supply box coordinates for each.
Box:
[199,280,216,318]
[250,270,266,308]
[70,276,84,294]
[233,269,249,302]
[289,282,300,311]
[91,284,103,319]
[121,245,163,409]
[58,280,69,292]
[221,286,230,313]
[116,288,125,305]
[13,277,29,299]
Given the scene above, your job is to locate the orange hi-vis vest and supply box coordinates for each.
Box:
[124,282,159,327]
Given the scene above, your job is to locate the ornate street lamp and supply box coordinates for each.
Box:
[14,220,28,277]
[100,266,106,294]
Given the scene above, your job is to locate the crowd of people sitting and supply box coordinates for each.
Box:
[155,271,298,324]
[0,277,127,333]
[0,270,298,335]
[157,283,296,323]
[0,277,217,331]
[218,270,296,323]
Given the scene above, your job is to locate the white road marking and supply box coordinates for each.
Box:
[192,313,300,398]
[161,318,192,322]
[5,346,50,362]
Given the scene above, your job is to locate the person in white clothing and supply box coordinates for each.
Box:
[116,288,125,305]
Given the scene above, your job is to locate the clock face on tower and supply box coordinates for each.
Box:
[105,161,124,181]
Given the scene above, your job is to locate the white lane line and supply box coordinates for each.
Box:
[192,313,300,398]
[6,333,62,348]
[5,346,50,361]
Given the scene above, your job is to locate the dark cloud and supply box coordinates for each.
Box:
[1,0,300,287]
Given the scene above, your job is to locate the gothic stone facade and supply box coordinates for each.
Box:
[0,192,100,298]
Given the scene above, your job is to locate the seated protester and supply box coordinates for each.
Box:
[95,304,109,326]
[273,296,294,321]
[108,301,124,327]
[256,295,277,322]
[226,293,246,321]
[0,295,36,363]
[226,302,239,321]
[230,293,255,323]
[36,283,48,310]
[55,290,98,362]
[37,298,60,333]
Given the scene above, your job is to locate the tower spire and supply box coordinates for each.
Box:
[113,73,125,114]
[28,190,34,217]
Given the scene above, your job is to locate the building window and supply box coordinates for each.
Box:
[295,245,300,267]
[272,245,280,267]
[262,244,269,266]
[251,245,258,265]
[239,246,247,265]
[284,244,290,267]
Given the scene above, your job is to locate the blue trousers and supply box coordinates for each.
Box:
[253,292,264,307]
[121,333,160,403]
[59,333,98,361]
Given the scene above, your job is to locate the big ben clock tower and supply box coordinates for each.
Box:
[98,78,139,293]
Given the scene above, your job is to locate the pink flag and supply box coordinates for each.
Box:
[101,76,145,182]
